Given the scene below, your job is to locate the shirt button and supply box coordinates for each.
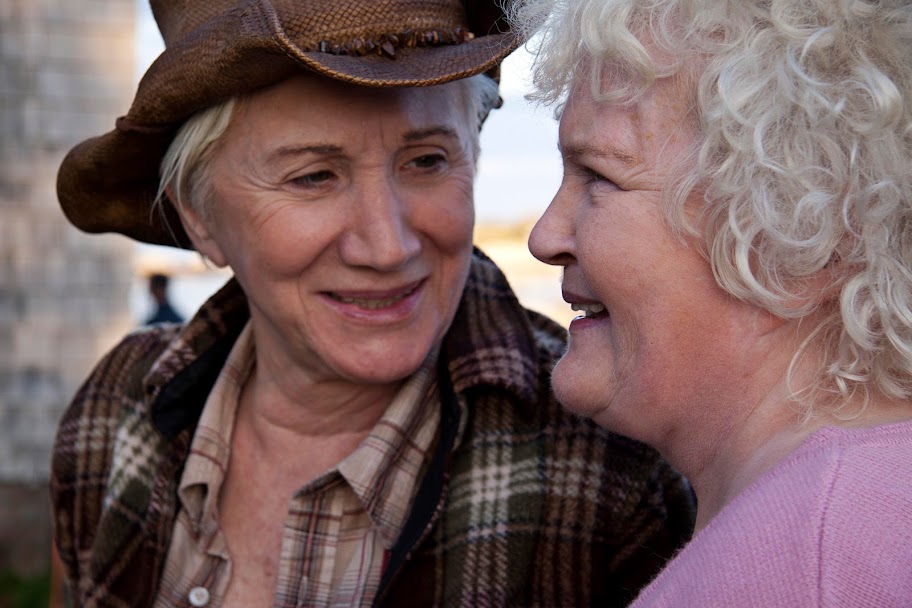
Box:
[188,586,210,607]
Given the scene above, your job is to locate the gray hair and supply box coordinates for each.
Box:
[510,0,912,412]
[155,73,500,217]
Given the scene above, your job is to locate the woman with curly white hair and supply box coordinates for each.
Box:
[510,0,912,605]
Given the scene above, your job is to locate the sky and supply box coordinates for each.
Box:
[134,1,563,226]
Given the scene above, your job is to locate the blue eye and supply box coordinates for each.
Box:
[292,170,335,187]
[583,166,622,191]
[409,154,446,169]
[585,167,607,182]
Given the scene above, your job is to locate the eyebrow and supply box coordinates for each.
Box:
[265,126,460,162]
[403,126,460,143]
[560,143,640,167]
[268,144,344,162]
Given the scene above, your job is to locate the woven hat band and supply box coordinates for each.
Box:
[151,0,469,48]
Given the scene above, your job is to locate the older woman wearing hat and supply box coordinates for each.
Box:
[511,0,912,605]
[50,1,694,606]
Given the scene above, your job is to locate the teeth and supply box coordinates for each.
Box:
[329,285,417,309]
[570,302,606,317]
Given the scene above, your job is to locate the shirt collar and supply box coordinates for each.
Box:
[173,321,441,548]
[337,351,440,549]
[175,322,255,538]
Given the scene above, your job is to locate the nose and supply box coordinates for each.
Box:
[340,177,421,270]
[528,183,576,267]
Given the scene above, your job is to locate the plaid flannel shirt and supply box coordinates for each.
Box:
[51,249,695,607]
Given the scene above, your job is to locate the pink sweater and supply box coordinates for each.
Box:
[631,419,912,607]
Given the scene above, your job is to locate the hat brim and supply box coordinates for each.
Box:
[57,6,520,248]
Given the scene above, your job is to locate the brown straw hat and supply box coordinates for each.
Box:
[57,0,521,248]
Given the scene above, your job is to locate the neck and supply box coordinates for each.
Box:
[682,385,912,531]
[246,311,406,434]
[245,361,401,438]
[230,361,402,487]
[686,413,813,530]
[231,321,407,477]
[650,310,821,530]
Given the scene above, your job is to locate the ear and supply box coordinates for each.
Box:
[167,187,229,268]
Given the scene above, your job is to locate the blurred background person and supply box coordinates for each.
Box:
[50,0,695,606]
[144,273,184,325]
[511,0,912,605]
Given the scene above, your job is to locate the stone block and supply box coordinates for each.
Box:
[0,100,19,142]
[0,0,137,490]
[0,244,15,282]
[0,149,32,193]
[17,96,42,148]
[40,92,128,126]
[43,22,133,66]
[0,285,26,322]
[2,214,31,252]
[0,17,45,61]
[37,66,126,107]
[14,326,55,369]
[0,334,12,359]
[45,0,134,26]
[40,106,115,147]
[0,0,40,24]
[0,483,52,577]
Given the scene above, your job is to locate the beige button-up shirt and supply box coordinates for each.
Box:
[154,323,441,607]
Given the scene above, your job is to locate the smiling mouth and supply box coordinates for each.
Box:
[326,282,422,310]
[570,302,608,319]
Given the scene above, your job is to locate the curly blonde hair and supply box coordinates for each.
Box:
[510,0,912,411]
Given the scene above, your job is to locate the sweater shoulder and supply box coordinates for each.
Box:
[633,422,912,607]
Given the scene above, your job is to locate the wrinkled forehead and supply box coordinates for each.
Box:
[228,74,478,141]
[558,67,701,178]
[563,67,697,132]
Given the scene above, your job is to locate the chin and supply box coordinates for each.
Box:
[549,357,603,420]
[340,346,431,386]
[355,366,420,386]
[549,356,643,441]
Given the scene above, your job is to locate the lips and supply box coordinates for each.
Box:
[325,279,423,310]
[570,302,608,318]
[563,289,609,320]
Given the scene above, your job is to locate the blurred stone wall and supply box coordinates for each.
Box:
[0,0,136,575]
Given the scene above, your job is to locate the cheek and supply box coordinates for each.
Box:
[576,195,630,249]
[414,179,475,254]
[224,202,341,277]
